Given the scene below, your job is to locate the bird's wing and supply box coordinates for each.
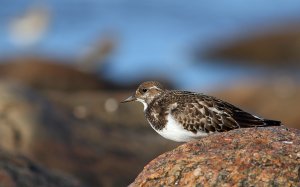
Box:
[169,92,266,134]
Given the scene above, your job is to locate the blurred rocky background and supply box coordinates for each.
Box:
[0,1,299,187]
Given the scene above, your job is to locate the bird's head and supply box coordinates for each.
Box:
[121,81,165,110]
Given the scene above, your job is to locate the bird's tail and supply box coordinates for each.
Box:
[263,119,282,126]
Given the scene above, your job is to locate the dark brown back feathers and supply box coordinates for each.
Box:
[145,90,281,133]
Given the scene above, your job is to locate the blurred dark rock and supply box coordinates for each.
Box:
[0,58,105,91]
[0,57,174,91]
[0,148,82,187]
[131,127,300,186]
[0,81,178,187]
[0,80,69,155]
[201,23,300,66]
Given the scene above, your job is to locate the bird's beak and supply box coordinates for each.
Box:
[121,95,136,103]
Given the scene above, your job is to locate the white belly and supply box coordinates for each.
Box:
[148,114,208,142]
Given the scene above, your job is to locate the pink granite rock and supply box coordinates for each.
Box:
[131,127,300,186]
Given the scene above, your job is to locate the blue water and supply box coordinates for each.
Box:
[1,0,300,90]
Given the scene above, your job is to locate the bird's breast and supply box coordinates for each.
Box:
[147,113,209,142]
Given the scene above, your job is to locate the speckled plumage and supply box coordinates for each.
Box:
[122,81,281,142]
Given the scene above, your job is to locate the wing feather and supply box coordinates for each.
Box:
[169,91,269,133]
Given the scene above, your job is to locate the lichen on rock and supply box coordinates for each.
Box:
[0,149,82,187]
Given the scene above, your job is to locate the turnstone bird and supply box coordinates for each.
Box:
[122,81,281,142]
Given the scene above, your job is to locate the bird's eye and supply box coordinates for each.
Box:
[142,88,148,93]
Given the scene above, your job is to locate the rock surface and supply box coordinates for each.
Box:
[131,127,300,186]
[0,149,82,187]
